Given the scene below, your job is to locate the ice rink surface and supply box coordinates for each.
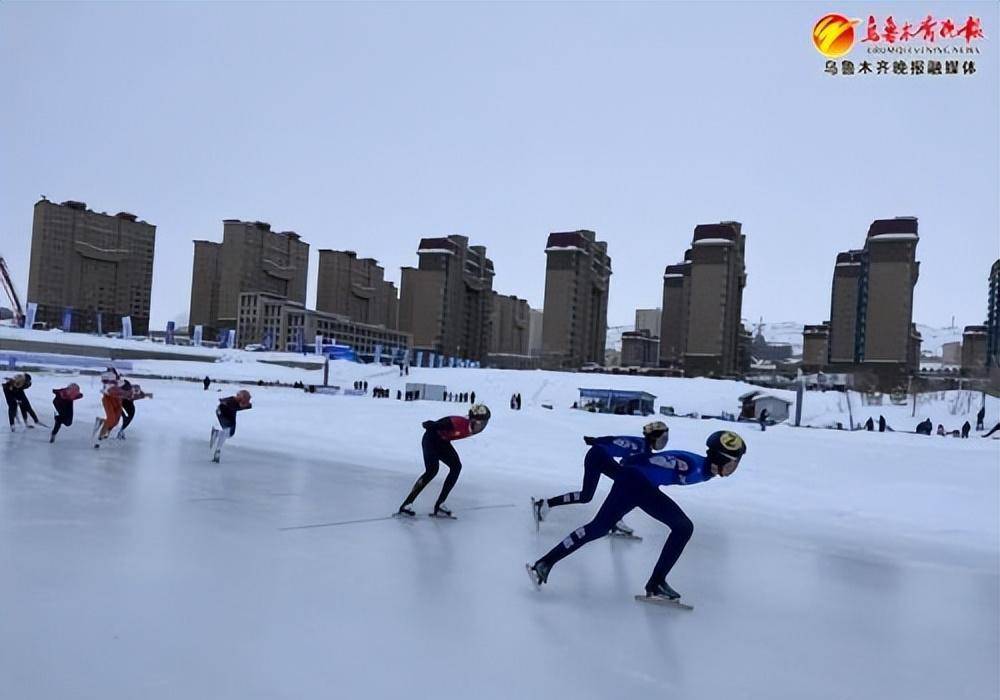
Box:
[1,373,997,699]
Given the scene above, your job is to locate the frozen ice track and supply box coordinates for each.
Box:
[1,429,996,700]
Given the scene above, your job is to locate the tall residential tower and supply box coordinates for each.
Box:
[540,230,611,370]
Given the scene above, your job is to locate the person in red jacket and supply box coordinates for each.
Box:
[397,404,491,518]
[49,383,83,443]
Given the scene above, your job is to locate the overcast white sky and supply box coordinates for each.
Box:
[2,1,997,331]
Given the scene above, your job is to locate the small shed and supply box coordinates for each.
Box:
[578,388,656,416]
[738,390,792,423]
[406,382,446,401]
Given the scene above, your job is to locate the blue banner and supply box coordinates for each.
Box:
[416,351,424,367]
[193,325,204,346]
[96,312,103,336]
[165,321,175,345]
[373,343,383,364]
[61,308,72,332]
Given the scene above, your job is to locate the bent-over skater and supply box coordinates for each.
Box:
[397,404,491,518]
[532,421,669,537]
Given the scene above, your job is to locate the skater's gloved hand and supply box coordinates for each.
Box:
[583,436,597,446]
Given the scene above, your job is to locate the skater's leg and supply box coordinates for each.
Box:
[18,395,39,424]
[547,448,617,508]
[636,487,694,591]
[401,433,441,507]
[433,442,462,510]
[51,399,72,440]
[4,387,16,428]
[100,395,122,437]
[536,470,639,573]
[120,400,135,431]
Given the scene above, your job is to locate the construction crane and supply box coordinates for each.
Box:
[0,256,25,327]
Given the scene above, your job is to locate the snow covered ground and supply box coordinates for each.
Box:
[1,366,997,699]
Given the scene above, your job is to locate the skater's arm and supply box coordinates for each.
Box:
[586,435,645,458]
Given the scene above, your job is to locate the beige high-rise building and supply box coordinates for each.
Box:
[189,219,309,335]
[821,217,920,387]
[657,224,746,376]
[987,260,1000,371]
[658,259,691,367]
[528,308,544,356]
[861,218,920,367]
[961,325,988,377]
[827,249,865,364]
[802,323,830,372]
[683,222,747,377]
[398,235,494,362]
[621,329,659,367]
[316,250,398,330]
[490,292,530,355]
[541,230,611,370]
[634,308,661,336]
[941,341,962,365]
[27,199,156,334]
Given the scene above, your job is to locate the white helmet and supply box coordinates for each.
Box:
[469,403,491,422]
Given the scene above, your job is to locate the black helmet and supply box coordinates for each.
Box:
[706,430,746,476]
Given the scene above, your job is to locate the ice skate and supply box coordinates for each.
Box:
[636,581,693,610]
[644,580,681,600]
[609,520,641,540]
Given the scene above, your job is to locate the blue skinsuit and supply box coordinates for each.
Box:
[538,450,716,591]
[546,436,648,508]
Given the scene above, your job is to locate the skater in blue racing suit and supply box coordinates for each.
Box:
[532,422,669,536]
[527,430,747,601]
